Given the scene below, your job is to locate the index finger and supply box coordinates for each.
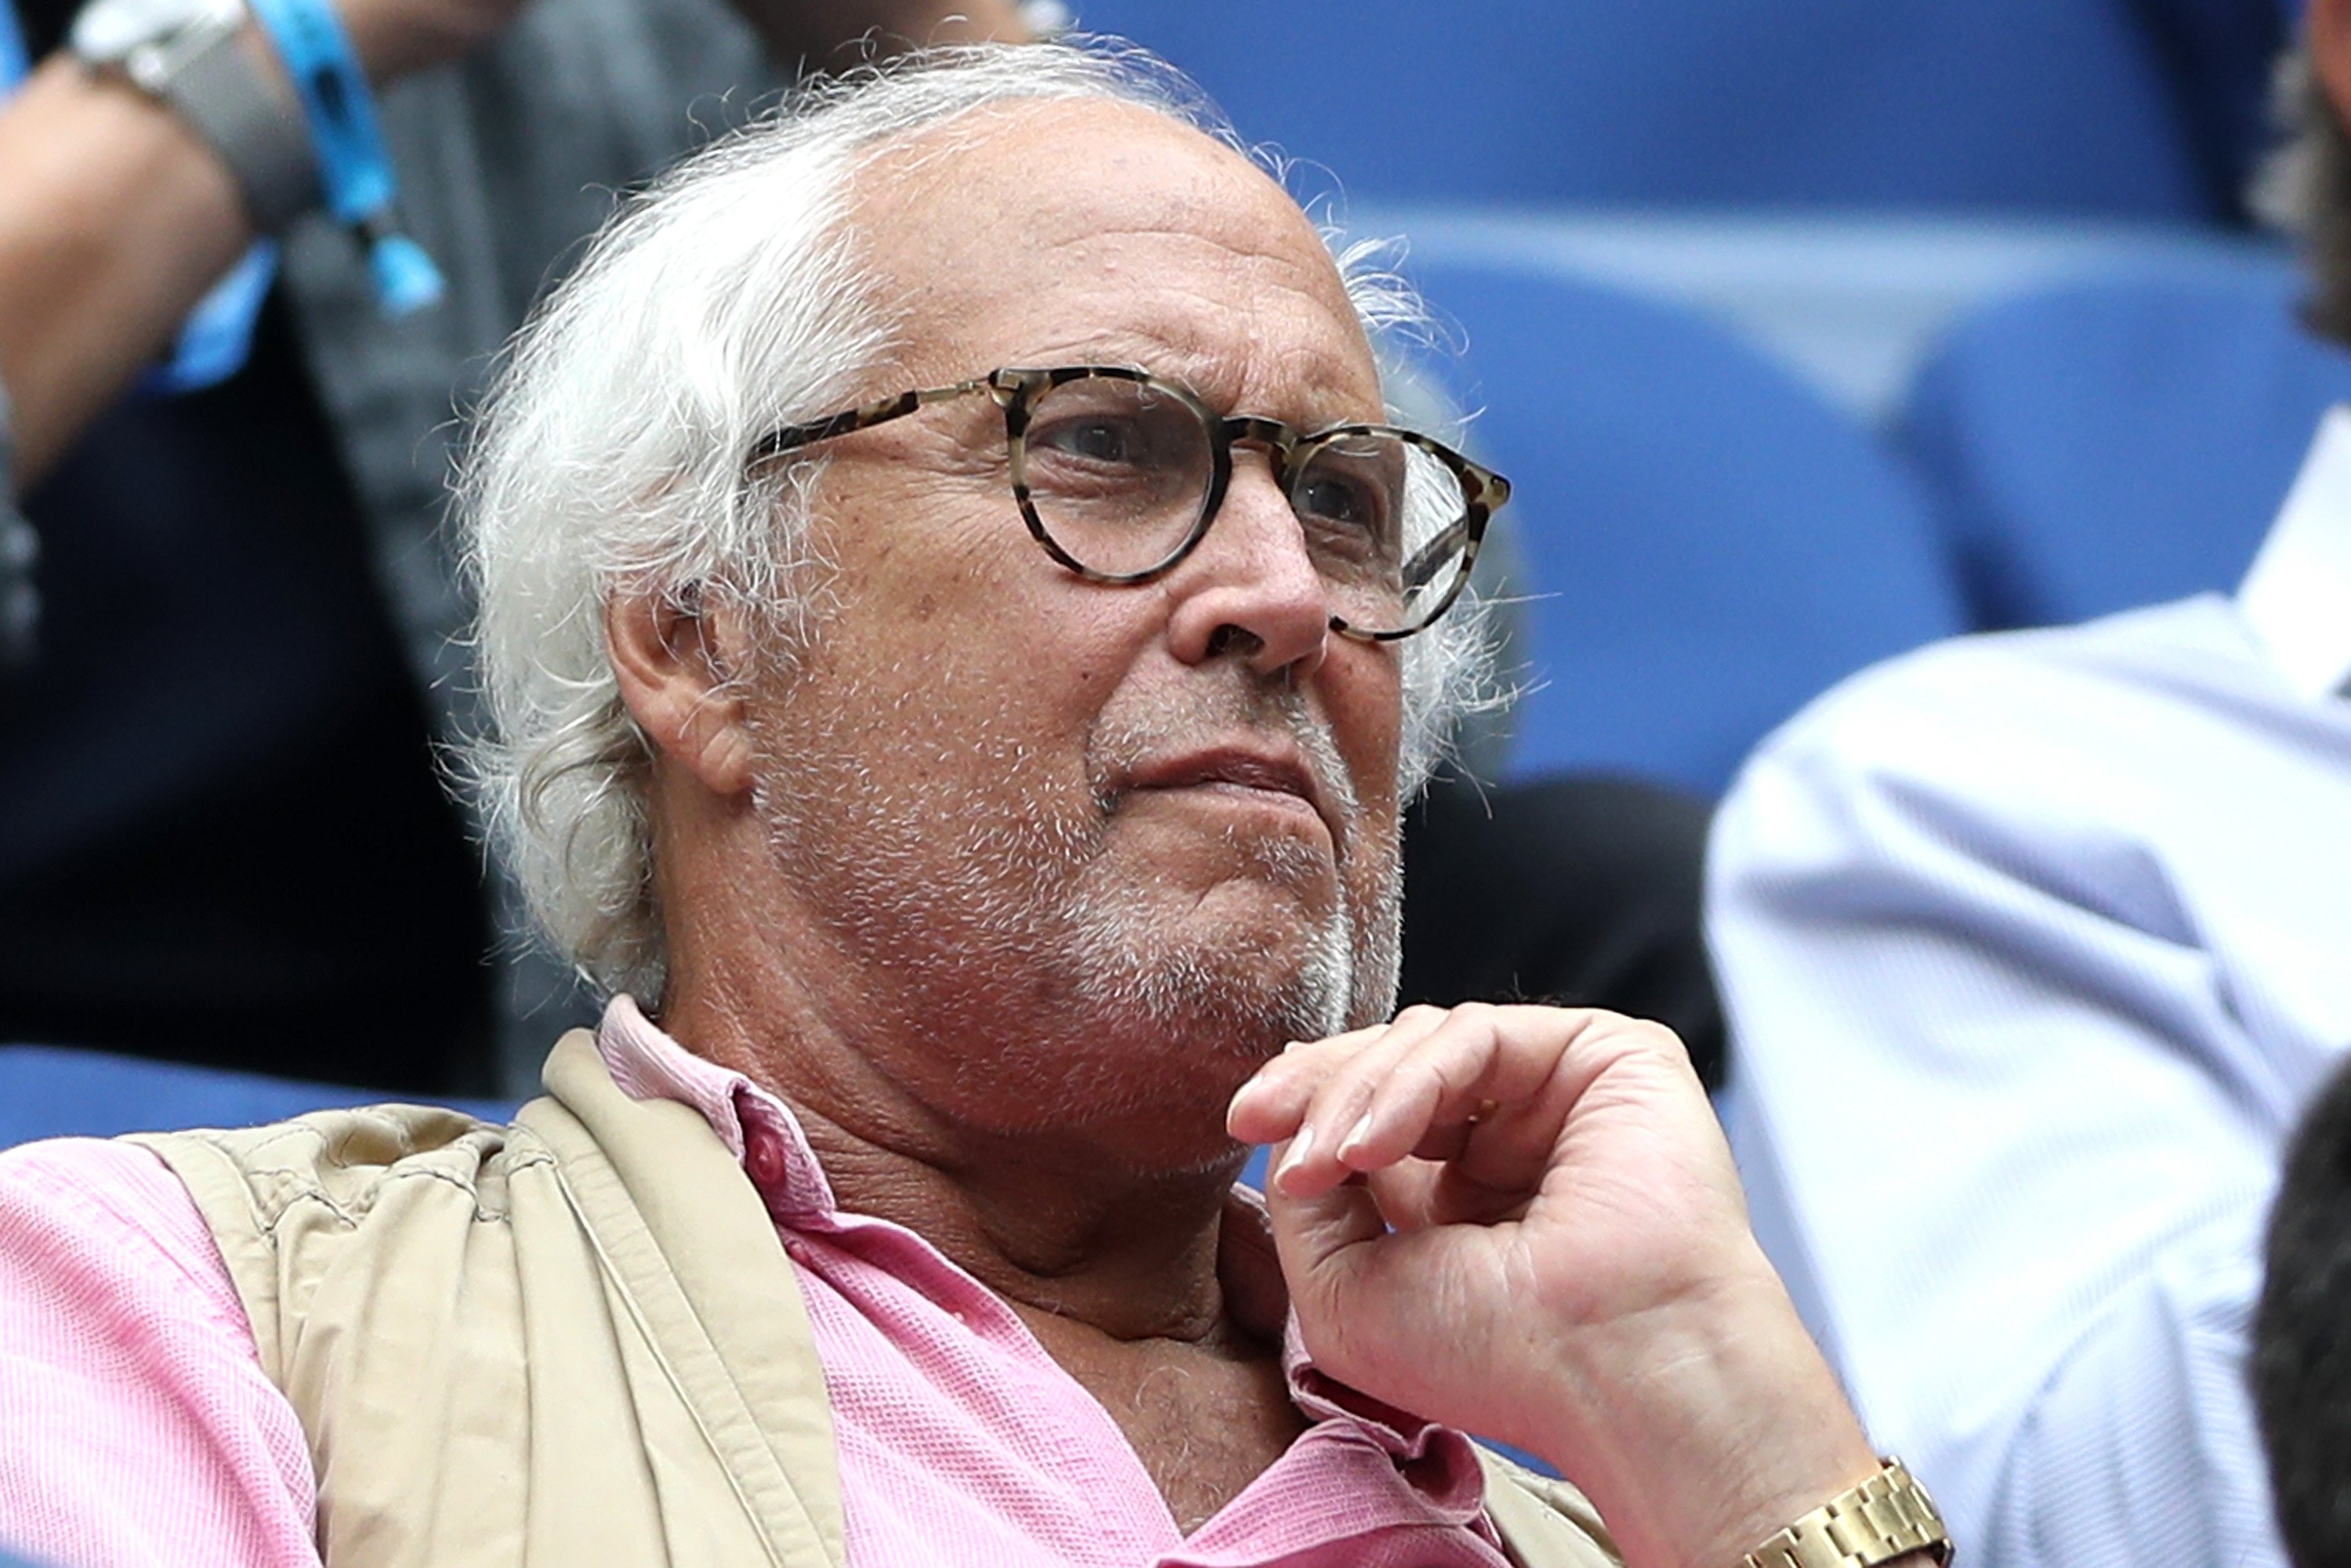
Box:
[1226,1014,1422,1144]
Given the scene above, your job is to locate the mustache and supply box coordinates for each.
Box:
[1085,680,1361,832]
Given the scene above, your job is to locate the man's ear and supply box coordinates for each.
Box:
[2314,0,2351,133]
[606,581,760,795]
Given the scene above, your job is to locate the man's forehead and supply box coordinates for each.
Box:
[854,97,1286,247]
[847,97,1381,415]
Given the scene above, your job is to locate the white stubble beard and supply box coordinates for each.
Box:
[744,655,1403,1140]
[1067,695,1400,1049]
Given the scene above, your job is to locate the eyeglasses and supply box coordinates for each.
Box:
[745,365,1510,641]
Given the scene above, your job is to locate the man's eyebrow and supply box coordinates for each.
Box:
[1014,329,1377,423]
[1081,357,1382,433]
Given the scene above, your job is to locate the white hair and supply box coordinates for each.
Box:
[455,39,1495,1001]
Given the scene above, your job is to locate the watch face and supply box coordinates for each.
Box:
[70,0,223,63]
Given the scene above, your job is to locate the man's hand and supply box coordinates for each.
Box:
[1227,1004,1899,1568]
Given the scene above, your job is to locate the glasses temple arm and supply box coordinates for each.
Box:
[746,378,991,467]
[1399,517,1470,594]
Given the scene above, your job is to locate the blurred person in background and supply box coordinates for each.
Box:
[2255,1052,2351,1568]
[1706,7,2351,1568]
[0,0,1037,1095]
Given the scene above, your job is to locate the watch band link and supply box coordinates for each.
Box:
[78,0,320,234]
[154,14,318,232]
[1741,1458,1954,1568]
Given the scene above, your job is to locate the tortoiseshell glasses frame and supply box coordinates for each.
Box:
[743,365,1510,641]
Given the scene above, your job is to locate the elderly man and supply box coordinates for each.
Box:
[0,45,1943,1568]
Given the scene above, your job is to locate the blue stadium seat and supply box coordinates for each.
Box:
[1900,252,2351,630]
[1076,0,2251,222]
[0,1044,516,1149]
[1403,257,1967,796]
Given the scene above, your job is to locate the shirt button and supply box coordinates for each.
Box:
[744,1126,788,1191]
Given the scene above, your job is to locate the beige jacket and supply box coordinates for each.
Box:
[136,1033,1621,1568]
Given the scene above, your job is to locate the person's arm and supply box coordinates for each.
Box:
[0,54,252,487]
[1704,639,2295,1568]
[0,0,1034,494]
[0,1139,321,1568]
[1229,1005,1941,1568]
[0,0,537,491]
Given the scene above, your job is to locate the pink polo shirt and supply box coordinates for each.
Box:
[0,1000,1510,1568]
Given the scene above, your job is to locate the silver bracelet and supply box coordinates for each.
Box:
[151,9,319,232]
[74,0,321,234]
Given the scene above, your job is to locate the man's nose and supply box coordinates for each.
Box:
[1160,454,1331,679]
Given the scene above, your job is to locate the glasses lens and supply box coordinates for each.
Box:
[1020,375,1213,578]
[1294,434,1473,636]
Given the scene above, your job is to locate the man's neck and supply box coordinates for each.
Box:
[660,961,1259,1345]
[792,1093,1242,1340]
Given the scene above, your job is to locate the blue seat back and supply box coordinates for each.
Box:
[0,1044,515,1148]
[1406,259,1967,795]
[1078,0,2226,221]
[1901,255,2351,629]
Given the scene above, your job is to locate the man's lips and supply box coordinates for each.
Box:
[1120,746,1335,841]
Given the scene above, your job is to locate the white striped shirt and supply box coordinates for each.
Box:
[1708,411,2351,1568]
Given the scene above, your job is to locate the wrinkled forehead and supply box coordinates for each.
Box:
[846,97,1384,426]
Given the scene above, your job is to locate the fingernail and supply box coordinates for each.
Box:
[1336,1110,1374,1161]
[1276,1123,1316,1184]
[1281,1039,1307,1054]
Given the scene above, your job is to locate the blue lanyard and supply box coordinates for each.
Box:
[2,0,271,392]
[245,0,439,313]
[0,0,29,89]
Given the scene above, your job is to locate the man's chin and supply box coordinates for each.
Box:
[915,910,1376,1173]
[940,1005,1285,1175]
[1069,899,1354,1048]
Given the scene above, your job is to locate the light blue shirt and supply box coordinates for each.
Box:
[1709,411,2351,1568]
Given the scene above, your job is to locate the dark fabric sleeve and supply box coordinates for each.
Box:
[1400,773,1723,1087]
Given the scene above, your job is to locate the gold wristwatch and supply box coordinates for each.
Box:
[1740,1458,1953,1568]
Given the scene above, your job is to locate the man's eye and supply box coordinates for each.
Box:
[1298,473,1383,532]
[1034,417,1147,465]
[1299,476,1357,523]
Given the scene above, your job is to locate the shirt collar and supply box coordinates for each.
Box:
[589,995,1470,1466]
[2240,406,2351,701]
[593,992,844,1219]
